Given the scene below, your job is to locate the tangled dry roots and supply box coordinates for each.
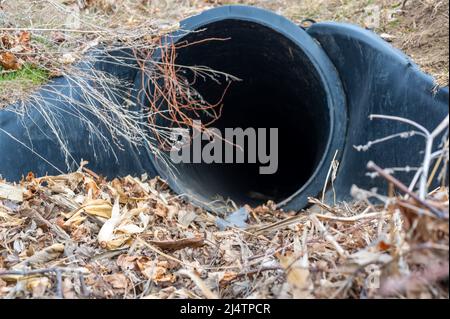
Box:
[135,37,236,152]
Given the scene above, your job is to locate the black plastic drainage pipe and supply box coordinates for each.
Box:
[0,48,156,179]
[1,6,448,212]
[136,6,347,211]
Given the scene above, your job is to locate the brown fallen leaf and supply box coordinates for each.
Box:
[142,286,177,299]
[84,179,100,199]
[148,235,205,251]
[151,266,177,285]
[103,273,128,290]
[1,34,12,49]
[21,207,71,240]
[26,172,35,182]
[18,31,31,46]
[135,258,176,285]
[154,202,168,218]
[220,271,238,285]
[117,254,139,271]
[0,52,21,70]
[208,271,238,286]
[278,253,313,299]
[62,277,76,299]
[12,243,65,271]
[110,178,130,203]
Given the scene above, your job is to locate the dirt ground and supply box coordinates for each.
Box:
[0,0,449,299]
[248,0,449,86]
[1,0,449,102]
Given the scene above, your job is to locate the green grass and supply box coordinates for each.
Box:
[0,64,49,105]
[0,63,49,85]
[388,19,401,28]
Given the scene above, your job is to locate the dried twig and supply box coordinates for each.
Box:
[0,267,88,277]
[177,269,218,299]
[367,161,446,218]
[310,214,348,258]
[369,114,449,199]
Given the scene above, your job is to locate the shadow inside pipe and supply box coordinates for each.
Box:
[156,20,331,207]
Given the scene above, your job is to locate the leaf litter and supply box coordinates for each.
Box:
[0,163,448,299]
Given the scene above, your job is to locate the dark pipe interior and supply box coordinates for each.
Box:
[161,20,331,206]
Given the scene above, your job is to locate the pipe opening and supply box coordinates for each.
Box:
[158,19,332,207]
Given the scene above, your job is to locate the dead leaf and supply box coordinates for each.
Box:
[71,224,91,241]
[82,199,112,219]
[348,250,393,266]
[0,210,24,227]
[13,243,65,270]
[142,286,177,299]
[380,33,396,42]
[208,271,238,286]
[27,277,50,298]
[0,52,21,70]
[177,210,197,228]
[117,254,138,271]
[152,266,175,284]
[137,258,176,284]
[84,179,100,199]
[62,277,76,299]
[116,212,150,234]
[178,269,217,299]
[0,182,24,202]
[378,240,391,251]
[111,178,128,203]
[154,202,168,218]
[60,53,76,65]
[1,34,12,48]
[104,273,128,290]
[97,197,121,248]
[18,31,31,46]
[0,278,7,297]
[220,272,238,284]
[166,205,179,220]
[148,235,204,251]
[279,253,313,299]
